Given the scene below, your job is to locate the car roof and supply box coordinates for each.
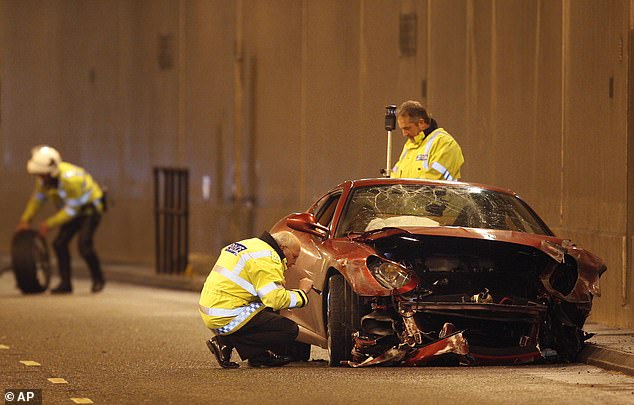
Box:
[334,178,520,197]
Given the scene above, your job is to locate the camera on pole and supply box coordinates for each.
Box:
[385,104,397,131]
[382,104,397,177]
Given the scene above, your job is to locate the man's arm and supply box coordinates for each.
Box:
[429,136,464,181]
[18,185,46,228]
[251,259,310,311]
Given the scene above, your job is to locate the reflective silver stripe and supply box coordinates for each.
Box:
[422,132,441,170]
[257,281,281,298]
[63,169,83,179]
[289,291,298,308]
[64,206,77,216]
[431,162,455,181]
[212,302,263,335]
[66,191,92,207]
[58,189,67,198]
[79,190,92,205]
[215,266,257,296]
[35,192,46,201]
[231,250,272,275]
[391,165,399,174]
[198,305,244,317]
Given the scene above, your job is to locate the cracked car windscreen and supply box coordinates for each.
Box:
[335,184,552,237]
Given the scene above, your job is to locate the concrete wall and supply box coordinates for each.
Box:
[0,0,631,327]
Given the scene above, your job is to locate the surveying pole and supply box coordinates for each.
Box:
[383,105,397,177]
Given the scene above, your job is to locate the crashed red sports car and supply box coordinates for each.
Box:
[271,178,606,367]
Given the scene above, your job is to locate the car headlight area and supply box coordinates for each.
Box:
[366,255,413,290]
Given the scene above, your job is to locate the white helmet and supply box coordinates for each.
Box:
[27,145,62,176]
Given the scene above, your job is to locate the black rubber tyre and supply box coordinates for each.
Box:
[11,230,51,294]
[327,273,360,367]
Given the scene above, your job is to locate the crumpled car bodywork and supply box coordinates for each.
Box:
[271,178,606,367]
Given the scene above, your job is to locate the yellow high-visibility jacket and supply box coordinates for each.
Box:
[20,162,104,228]
[199,232,309,335]
[391,128,464,180]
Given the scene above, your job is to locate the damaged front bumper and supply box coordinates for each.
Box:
[346,297,551,367]
[347,330,469,367]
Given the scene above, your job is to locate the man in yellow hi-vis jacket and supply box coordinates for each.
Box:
[17,145,106,294]
[199,231,313,368]
[390,100,464,180]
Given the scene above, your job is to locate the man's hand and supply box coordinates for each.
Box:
[38,222,49,237]
[299,277,314,294]
[16,222,30,232]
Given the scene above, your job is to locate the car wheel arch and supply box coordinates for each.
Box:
[322,267,363,315]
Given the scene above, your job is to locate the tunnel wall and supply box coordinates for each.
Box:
[0,0,631,327]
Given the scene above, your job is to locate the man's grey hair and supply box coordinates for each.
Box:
[271,231,300,251]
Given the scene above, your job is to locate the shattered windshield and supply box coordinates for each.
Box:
[335,184,552,237]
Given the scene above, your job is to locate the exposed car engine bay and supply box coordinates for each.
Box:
[345,233,601,367]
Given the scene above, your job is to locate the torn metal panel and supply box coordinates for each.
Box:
[346,331,469,367]
[402,331,470,365]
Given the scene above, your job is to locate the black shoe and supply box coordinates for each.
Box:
[206,337,239,369]
[247,351,292,367]
[91,280,105,293]
[51,284,72,294]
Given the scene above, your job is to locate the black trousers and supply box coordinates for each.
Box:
[53,214,103,285]
[217,308,299,360]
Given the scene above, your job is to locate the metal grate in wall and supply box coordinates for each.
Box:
[154,167,189,274]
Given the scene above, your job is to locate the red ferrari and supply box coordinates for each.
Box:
[271,178,606,367]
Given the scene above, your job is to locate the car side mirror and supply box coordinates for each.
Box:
[286,213,329,238]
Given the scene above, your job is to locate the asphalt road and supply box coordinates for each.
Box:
[1,277,633,405]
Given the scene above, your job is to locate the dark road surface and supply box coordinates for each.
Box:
[1,277,633,404]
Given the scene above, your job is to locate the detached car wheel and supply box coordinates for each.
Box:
[327,274,359,367]
[11,230,51,294]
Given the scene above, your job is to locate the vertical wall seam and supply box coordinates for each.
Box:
[177,0,186,165]
[233,0,244,203]
[299,0,307,207]
[426,0,432,109]
[490,0,497,181]
[560,0,568,229]
[359,0,366,178]
[466,0,474,154]
[625,20,634,306]
[533,1,541,197]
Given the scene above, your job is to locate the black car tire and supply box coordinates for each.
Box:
[327,273,359,367]
[11,230,51,294]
